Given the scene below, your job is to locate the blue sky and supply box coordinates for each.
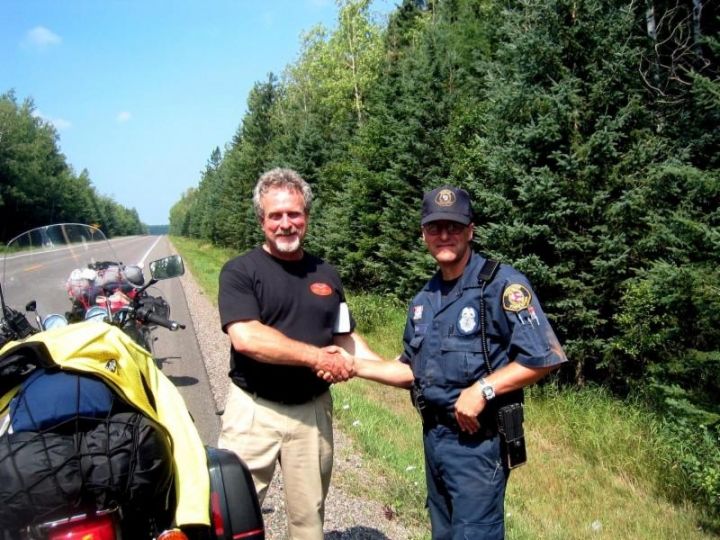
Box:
[1,0,394,225]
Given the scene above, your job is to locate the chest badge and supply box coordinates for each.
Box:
[310,282,333,296]
[413,305,424,320]
[503,283,532,312]
[457,306,479,334]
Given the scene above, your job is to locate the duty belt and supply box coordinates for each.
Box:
[411,383,501,436]
[410,384,461,430]
[420,406,461,431]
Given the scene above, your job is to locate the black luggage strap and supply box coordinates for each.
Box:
[0,341,56,397]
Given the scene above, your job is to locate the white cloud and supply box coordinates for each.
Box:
[24,26,62,49]
[116,111,132,123]
[51,118,72,130]
[32,109,72,131]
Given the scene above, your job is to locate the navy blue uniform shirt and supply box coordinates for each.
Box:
[401,252,567,411]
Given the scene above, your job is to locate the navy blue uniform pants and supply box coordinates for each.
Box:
[424,425,508,539]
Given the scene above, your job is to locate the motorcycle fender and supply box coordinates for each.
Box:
[206,446,264,540]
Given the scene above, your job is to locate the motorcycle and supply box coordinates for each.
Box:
[2,223,184,349]
[0,224,264,540]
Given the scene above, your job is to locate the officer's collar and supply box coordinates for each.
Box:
[425,252,484,292]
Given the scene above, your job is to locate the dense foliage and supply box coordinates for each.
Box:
[0,91,146,240]
[170,0,718,515]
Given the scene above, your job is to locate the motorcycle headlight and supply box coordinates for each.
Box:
[42,314,69,330]
[85,306,108,323]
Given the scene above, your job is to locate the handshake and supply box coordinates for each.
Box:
[314,346,357,383]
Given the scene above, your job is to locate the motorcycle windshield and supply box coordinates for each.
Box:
[1,224,131,321]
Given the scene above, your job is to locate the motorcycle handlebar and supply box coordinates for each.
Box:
[137,308,186,331]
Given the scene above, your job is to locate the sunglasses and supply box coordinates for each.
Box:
[423,222,467,235]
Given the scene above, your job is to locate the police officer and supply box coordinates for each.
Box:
[354,185,567,539]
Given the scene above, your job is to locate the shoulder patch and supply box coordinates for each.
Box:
[502,284,532,312]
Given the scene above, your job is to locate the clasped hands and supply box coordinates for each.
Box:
[314,346,356,383]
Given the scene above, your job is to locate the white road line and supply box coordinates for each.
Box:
[137,235,163,266]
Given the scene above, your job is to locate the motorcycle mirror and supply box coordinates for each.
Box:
[24,300,42,330]
[149,255,185,281]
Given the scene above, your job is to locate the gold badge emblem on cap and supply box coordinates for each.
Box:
[502,284,532,312]
[435,189,456,207]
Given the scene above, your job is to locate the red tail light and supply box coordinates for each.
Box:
[46,513,116,540]
[210,489,264,540]
[157,529,190,540]
[211,491,226,537]
[232,530,265,539]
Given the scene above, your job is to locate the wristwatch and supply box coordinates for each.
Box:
[477,378,496,401]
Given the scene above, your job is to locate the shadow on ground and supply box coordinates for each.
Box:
[166,375,199,386]
[154,355,180,369]
[325,527,392,539]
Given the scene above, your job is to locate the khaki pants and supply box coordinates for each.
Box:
[218,384,333,540]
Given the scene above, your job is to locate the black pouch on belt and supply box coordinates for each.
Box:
[497,402,527,469]
[410,382,426,415]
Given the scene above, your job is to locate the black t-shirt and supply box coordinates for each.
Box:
[218,246,354,404]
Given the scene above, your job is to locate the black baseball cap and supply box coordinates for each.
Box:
[421,185,473,226]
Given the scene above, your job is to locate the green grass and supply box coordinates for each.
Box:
[345,293,407,359]
[505,388,714,539]
[333,381,717,539]
[170,236,237,303]
[172,236,718,539]
[333,380,426,524]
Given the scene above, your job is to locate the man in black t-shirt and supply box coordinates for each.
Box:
[218,168,379,540]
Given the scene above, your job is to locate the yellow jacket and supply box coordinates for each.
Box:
[0,321,210,527]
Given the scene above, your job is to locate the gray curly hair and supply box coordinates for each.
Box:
[252,168,313,220]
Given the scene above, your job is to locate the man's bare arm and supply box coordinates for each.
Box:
[481,361,557,395]
[323,333,413,387]
[454,361,559,433]
[227,320,349,378]
[354,356,414,388]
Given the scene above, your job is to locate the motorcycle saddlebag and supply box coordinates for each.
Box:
[206,446,264,540]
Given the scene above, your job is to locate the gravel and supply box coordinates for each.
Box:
[178,263,423,540]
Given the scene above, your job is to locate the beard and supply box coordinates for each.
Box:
[274,234,301,254]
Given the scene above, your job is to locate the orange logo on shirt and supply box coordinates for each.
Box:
[310,282,333,296]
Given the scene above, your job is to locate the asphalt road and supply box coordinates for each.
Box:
[132,235,221,445]
[1,232,220,445]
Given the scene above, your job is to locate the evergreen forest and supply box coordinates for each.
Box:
[169,0,719,516]
[0,91,146,240]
